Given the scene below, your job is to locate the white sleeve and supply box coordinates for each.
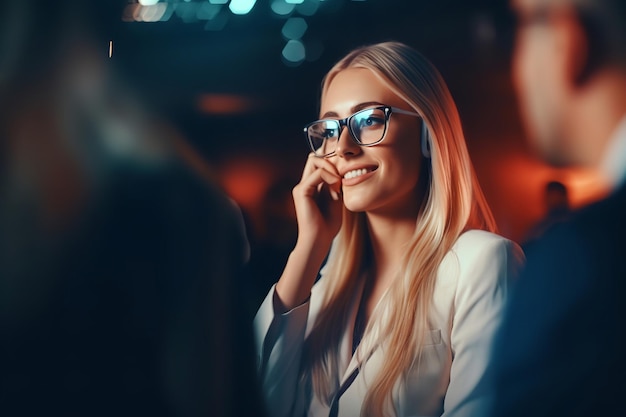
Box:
[442,236,524,417]
[253,284,310,417]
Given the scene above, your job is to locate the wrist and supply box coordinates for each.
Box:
[293,237,331,264]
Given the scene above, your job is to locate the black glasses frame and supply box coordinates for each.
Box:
[303,105,421,157]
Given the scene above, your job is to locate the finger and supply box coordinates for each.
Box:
[319,170,342,193]
[301,153,319,178]
[296,165,343,201]
[316,181,339,200]
[304,160,341,187]
[296,168,327,198]
[301,153,340,180]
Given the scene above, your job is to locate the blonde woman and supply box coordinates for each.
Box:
[254,42,523,417]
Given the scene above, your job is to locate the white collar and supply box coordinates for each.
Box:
[599,114,626,191]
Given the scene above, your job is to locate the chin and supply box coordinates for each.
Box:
[542,149,576,168]
[342,195,370,213]
[343,203,368,214]
[533,133,574,167]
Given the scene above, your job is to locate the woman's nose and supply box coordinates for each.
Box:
[334,126,361,158]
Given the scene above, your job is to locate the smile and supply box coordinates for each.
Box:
[343,167,375,179]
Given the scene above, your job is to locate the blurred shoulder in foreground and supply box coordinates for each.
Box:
[0,1,263,416]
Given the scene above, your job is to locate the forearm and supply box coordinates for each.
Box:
[275,240,329,312]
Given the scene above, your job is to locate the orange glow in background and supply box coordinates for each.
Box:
[197,94,260,115]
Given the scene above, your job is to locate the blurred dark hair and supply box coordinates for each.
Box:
[545,180,567,195]
[573,0,626,73]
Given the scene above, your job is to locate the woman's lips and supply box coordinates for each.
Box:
[342,166,377,186]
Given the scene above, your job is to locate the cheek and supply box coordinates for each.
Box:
[384,146,422,192]
[327,157,340,173]
[513,38,554,133]
[397,135,422,175]
[513,31,552,95]
[513,39,538,103]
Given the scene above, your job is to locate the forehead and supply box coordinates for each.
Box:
[325,68,388,100]
[321,68,404,113]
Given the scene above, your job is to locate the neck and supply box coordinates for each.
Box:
[365,211,417,280]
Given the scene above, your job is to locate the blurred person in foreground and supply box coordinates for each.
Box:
[522,180,570,249]
[489,0,626,415]
[0,1,263,416]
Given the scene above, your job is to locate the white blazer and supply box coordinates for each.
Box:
[254,230,523,417]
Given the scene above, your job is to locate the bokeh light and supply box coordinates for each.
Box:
[121,0,331,65]
[175,2,200,23]
[197,94,260,115]
[282,39,306,65]
[296,0,320,16]
[140,3,168,22]
[229,0,257,15]
[204,11,229,30]
[271,0,296,16]
[281,17,308,40]
[123,3,169,22]
[197,3,222,20]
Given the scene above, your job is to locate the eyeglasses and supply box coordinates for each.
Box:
[303,105,421,157]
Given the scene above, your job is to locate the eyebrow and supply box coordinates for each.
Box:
[321,101,385,119]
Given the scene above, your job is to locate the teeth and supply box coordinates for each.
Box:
[344,168,370,179]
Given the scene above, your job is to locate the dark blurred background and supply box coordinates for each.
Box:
[2,0,610,307]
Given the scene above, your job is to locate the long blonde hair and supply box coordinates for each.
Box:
[301,42,496,417]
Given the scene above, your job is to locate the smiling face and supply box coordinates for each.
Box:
[321,67,424,217]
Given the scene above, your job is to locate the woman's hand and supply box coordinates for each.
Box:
[292,153,343,249]
[274,153,343,312]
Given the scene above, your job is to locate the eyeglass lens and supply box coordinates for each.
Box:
[307,107,387,156]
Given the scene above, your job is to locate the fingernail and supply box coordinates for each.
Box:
[331,191,339,201]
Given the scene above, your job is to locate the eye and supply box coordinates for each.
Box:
[358,115,385,128]
[323,128,338,139]
[308,122,339,141]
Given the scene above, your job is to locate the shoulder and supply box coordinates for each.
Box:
[450,230,522,271]
[520,187,626,296]
[439,230,523,293]
[452,229,515,254]
[431,231,522,351]
[566,185,626,250]
[525,185,625,273]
